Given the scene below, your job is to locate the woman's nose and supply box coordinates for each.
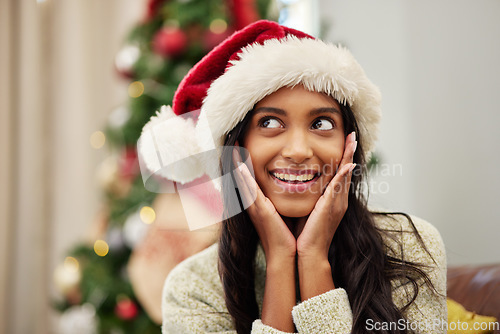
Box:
[281,130,313,163]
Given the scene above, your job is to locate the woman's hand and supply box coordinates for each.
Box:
[296,132,357,300]
[232,144,297,332]
[296,131,357,259]
[232,145,296,261]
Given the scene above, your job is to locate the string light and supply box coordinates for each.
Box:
[94,240,109,257]
[128,81,145,98]
[139,206,156,224]
[90,131,106,149]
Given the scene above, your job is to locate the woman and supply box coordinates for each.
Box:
[139,20,447,333]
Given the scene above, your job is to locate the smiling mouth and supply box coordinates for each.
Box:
[270,171,320,183]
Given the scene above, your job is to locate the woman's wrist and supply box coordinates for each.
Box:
[261,251,296,332]
[297,256,335,301]
[297,255,331,273]
[263,243,297,262]
[296,246,329,262]
[266,252,296,271]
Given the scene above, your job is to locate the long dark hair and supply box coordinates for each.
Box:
[217,97,437,334]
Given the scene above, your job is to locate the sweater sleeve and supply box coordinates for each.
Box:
[292,288,353,333]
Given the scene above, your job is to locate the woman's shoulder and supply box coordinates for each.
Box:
[162,243,223,305]
[163,243,220,289]
[161,243,231,323]
[161,244,236,331]
[371,211,448,316]
[371,210,446,266]
[372,211,442,237]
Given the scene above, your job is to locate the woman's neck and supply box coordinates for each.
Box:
[282,216,308,239]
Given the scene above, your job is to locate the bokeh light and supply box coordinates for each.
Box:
[210,19,228,34]
[94,239,109,257]
[128,81,144,98]
[90,131,106,149]
[139,206,156,224]
[63,256,79,272]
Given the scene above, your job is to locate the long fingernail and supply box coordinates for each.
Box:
[352,140,357,154]
[349,163,356,173]
[351,131,356,142]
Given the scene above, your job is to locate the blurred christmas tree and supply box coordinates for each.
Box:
[53,1,274,333]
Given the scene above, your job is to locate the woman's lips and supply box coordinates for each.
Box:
[269,169,320,192]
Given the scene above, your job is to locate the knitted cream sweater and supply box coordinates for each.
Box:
[162,214,447,333]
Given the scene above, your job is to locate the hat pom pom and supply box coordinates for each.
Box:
[138,105,204,184]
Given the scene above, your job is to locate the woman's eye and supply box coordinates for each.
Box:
[312,118,334,130]
[259,117,282,129]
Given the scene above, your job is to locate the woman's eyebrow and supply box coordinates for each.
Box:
[253,107,286,116]
[253,107,341,116]
[309,107,341,117]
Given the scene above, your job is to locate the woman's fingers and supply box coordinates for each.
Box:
[232,146,296,257]
[324,130,357,199]
[336,131,357,174]
[324,162,355,199]
[237,162,259,209]
[232,147,258,209]
[298,162,355,256]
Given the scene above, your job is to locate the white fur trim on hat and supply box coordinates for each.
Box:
[138,105,204,184]
[198,35,382,182]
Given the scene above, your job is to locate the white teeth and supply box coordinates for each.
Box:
[272,172,316,182]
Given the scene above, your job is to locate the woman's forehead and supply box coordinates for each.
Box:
[254,85,341,108]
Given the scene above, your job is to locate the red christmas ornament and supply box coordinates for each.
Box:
[145,0,167,21]
[152,27,188,58]
[115,298,139,320]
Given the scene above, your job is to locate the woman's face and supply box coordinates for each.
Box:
[241,85,346,218]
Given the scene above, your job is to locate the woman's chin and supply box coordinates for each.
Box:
[274,202,314,218]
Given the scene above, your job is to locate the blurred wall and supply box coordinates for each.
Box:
[0,0,145,333]
[322,0,500,265]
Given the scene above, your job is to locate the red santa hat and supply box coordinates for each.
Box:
[138,20,381,189]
